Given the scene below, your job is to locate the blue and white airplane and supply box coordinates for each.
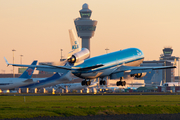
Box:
[0,60,37,90]
[19,72,70,89]
[5,47,176,87]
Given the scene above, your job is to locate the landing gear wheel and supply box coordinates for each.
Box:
[100,80,106,85]
[86,81,91,86]
[100,80,103,85]
[103,80,106,85]
[116,79,126,86]
[122,81,126,86]
[81,81,86,86]
[116,81,122,86]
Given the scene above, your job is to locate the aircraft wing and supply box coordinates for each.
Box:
[4,57,73,73]
[120,65,176,75]
[4,57,103,73]
[110,65,176,79]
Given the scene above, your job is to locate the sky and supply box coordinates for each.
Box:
[0,0,180,74]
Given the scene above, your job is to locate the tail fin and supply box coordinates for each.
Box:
[19,60,38,79]
[67,29,81,59]
[69,29,81,52]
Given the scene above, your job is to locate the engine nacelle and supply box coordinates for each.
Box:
[68,48,90,63]
[131,72,147,78]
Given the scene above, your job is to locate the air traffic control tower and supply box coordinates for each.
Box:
[74,3,97,51]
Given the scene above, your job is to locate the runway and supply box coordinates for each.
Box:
[1,92,180,96]
[4,114,180,120]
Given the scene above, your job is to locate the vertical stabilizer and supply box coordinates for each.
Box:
[19,60,38,79]
[69,29,81,52]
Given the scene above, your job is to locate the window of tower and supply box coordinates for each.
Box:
[76,26,96,31]
[80,12,91,18]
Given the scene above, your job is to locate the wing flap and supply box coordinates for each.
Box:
[118,65,175,72]
[112,65,176,76]
[130,69,152,75]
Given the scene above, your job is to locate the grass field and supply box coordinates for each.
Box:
[0,95,180,119]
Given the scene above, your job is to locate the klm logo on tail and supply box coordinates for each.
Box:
[72,41,79,50]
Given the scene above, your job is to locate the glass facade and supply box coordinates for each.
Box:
[164,51,172,54]
[80,12,91,18]
[76,25,96,31]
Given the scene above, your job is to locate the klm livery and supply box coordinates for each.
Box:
[5,47,176,86]
[4,29,176,87]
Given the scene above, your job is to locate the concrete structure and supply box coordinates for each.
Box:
[160,47,179,82]
[158,86,180,92]
[139,47,179,86]
[140,61,172,86]
[160,47,179,62]
[74,3,97,52]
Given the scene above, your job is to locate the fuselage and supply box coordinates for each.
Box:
[73,48,144,79]
[0,72,73,90]
[20,72,74,89]
[0,78,37,90]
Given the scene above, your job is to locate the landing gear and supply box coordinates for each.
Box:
[81,79,91,86]
[116,77,126,86]
[100,80,106,85]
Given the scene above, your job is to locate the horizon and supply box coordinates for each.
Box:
[0,0,180,74]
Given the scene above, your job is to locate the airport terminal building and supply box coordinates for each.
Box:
[140,47,179,87]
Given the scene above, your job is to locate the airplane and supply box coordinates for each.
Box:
[0,60,37,90]
[162,82,180,87]
[55,81,98,90]
[5,47,176,87]
[18,72,71,89]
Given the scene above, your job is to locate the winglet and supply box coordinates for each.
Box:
[4,57,9,66]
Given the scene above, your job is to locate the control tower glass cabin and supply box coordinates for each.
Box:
[74,3,97,51]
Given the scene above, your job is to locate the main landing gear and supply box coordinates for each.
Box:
[81,79,91,86]
[116,77,126,86]
[100,80,106,85]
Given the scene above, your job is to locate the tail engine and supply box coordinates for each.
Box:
[67,48,90,64]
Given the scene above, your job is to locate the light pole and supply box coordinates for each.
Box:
[60,49,63,61]
[105,48,109,53]
[12,49,16,77]
[178,59,180,82]
[20,55,23,64]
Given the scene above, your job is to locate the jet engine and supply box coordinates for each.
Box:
[67,48,90,64]
[131,73,147,78]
